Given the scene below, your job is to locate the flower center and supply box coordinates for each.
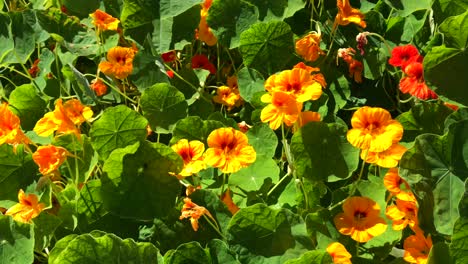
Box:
[286,82,302,92]
[354,211,367,221]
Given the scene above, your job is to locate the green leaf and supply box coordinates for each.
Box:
[239,21,294,75]
[244,0,305,22]
[433,174,465,235]
[61,0,100,17]
[284,250,331,264]
[439,10,468,49]
[0,215,35,264]
[396,100,453,142]
[32,213,62,251]
[433,0,468,23]
[36,8,85,42]
[245,123,277,158]
[171,116,225,144]
[362,46,388,80]
[0,145,38,201]
[428,242,452,264]
[101,141,183,220]
[290,122,360,182]
[77,180,106,223]
[89,105,148,160]
[34,48,56,91]
[0,13,14,65]
[5,11,36,64]
[120,0,159,44]
[445,108,468,132]
[237,67,265,103]
[384,0,431,17]
[208,239,240,264]
[229,157,279,191]
[450,217,468,264]
[164,241,210,264]
[158,4,200,51]
[140,83,188,134]
[326,75,350,114]
[8,84,46,131]
[49,230,162,263]
[227,204,312,257]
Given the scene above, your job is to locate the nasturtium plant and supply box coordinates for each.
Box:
[0,0,467,263]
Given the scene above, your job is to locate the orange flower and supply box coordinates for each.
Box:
[383,168,416,202]
[98,46,136,79]
[32,145,69,176]
[5,189,45,223]
[403,233,432,264]
[293,62,327,88]
[334,196,387,243]
[261,91,302,130]
[295,32,325,62]
[264,68,323,102]
[171,139,206,176]
[334,0,367,29]
[0,102,32,148]
[326,242,352,264]
[90,9,120,31]
[197,0,217,46]
[179,197,214,231]
[34,99,93,139]
[346,107,403,153]
[399,62,438,100]
[221,188,240,215]
[444,102,459,111]
[362,143,407,168]
[293,111,321,132]
[213,86,242,111]
[386,199,419,231]
[204,127,256,173]
[90,78,108,96]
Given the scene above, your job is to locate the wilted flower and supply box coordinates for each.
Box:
[337,47,363,83]
[90,78,108,96]
[179,197,214,231]
[5,189,45,223]
[29,59,40,77]
[99,46,136,79]
[356,31,370,55]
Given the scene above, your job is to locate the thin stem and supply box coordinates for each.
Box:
[164,63,211,103]
[349,149,369,197]
[83,73,137,104]
[267,170,291,197]
[202,214,226,239]
[220,173,227,197]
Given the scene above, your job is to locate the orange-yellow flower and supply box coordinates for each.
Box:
[403,233,432,264]
[383,168,416,202]
[99,46,136,79]
[260,91,302,130]
[204,127,256,173]
[334,196,387,243]
[326,242,352,264]
[347,107,403,153]
[32,145,69,176]
[221,188,240,215]
[179,197,214,231]
[90,78,108,96]
[362,143,407,168]
[34,99,93,139]
[295,32,325,62]
[264,68,323,102]
[5,189,45,223]
[386,199,419,231]
[334,0,367,29]
[292,111,321,132]
[90,9,120,31]
[171,139,206,176]
[213,86,242,111]
[293,62,327,88]
[197,0,217,46]
[0,102,31,148]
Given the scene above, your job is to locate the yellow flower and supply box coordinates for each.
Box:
[90,9,120,31]
[99,46,136,79]
[213,86,242,111]
[403,233,432,264]
[171,139,206,177]
[32,145,69,176]
[5,189,45,223]
[179,197,214,231]
[362,143,407,168]
[260,91,302,130]
[197,0,217,46]
[346,107,403,153]
[334,196,387,243]
[293,62,327,88]
[264,68,323,102]
[326,242,352,264]
[295,32,325,62]
[204,127,256,173]
[334,0,367,29]
[383,168,416,202]
[386,199,419,231]
[0,102,31,148]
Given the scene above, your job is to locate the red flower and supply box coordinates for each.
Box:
[191,54,216,74]
[162,50,177,63]
[166,70,174,78]
[389,45,423,69]
[29,59,40,78]
[399,62,438,100]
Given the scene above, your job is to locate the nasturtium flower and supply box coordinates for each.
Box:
[264,68,323,102]
[334,0,367,29]
[334,196,387,243]
[197,0,217,46]
[295,32,324,62]
[403,233,432,264]
[213,86,242,110]
[0,102,32,148]
[389,44,422,69]
[293,62,327,88]
[399,62,438,100]
[260,91,302,130]
[99,46,136,79]
[326,242,352,264]
[337,48,363,83]
[362,143,407,168]
[179,197,214,231]
[191,54,216,74]
[28,59,40,77]
[386,199,419,231]
[34,99,93,139]
[383,168,416,202]
[161,50,177,63]
[32,145,69,176]
[204,127,256,173]
[346,106,403,153]
[221,188,240,215]
[293,111,321,133]
[90,78,108,96]
[90,9,120,32]
[171,139,206,177]
[5,189,45,223]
